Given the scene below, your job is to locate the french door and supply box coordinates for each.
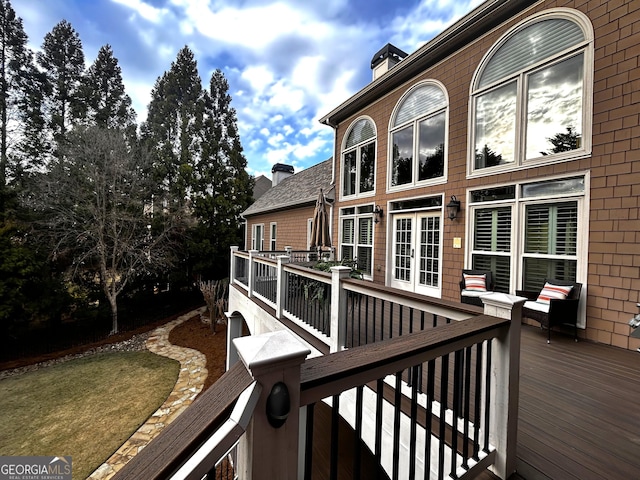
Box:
[390,212,442,296]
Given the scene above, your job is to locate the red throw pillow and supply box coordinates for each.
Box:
[463,273,487,292]
[536,283,573,304]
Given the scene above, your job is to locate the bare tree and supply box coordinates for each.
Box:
[35,126,185,334]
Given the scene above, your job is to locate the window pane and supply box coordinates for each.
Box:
[359,142,375,193]
[474,207,511,253]
[472,255,511,293]
[470,185,516,203]
[391,125,413,186]
[346,119,375,148]
[394,84,446,126]
[474,82,517,168]
[342,245,354,262]
[357,246,372,276]
[521,176,584,198]
[358,217,373,245]
[479,18,585,88]
[526,54,584,159]
[522,258,576,290]
[418,111,445,181]
[419,216,440,287]
[394,217,412,282]
[343,151,356,196]
[525,202,577,255]
[342,218,354,243]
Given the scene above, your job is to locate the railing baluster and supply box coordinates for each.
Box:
[424,359,435,480]
[330,394,340,480]
[393,371,402,480]
[438,354,449,480]
[462,345,472,471]
[451,349,463,478]
[375,378,384,480]
[354,385,364,479]
[304,403,315,480]
[483,339,493,454]
[409,365,419,480]
[473,341,483,461]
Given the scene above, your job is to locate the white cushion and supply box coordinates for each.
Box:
[461,289,488,298]
[524,300,550,313]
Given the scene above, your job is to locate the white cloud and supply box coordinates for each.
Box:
[111,0,170,23]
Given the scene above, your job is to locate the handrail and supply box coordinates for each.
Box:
[169,381,262,480]
[299,315,507,405]
[112,362,253,480]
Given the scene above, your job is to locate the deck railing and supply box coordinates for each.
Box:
[116,248,523,480]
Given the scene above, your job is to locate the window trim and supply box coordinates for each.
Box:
[340,116,377,200]
[269,222,277,251]
[387,79,449,192]
[339,204,375,280]
[467,8,594,178]
[465,172,589,327]
[252,223,264,251]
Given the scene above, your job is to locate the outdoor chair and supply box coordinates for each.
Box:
[516,279,582,343]
[459,270,494,307]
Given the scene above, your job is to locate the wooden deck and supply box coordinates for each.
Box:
[513,324,640,480]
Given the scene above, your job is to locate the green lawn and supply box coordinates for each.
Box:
[0,351,180,479]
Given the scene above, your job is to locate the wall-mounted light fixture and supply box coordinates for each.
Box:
[446,195,461,221]
[374,205,384,224]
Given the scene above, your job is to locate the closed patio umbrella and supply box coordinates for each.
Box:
[310,189,331,249]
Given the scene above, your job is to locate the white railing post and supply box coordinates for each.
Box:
[225,311,244,370]
[248,250,258,298]
[234,331,310,480]
[230,246,239,282]
[481,292,526,479]
[276,255,290,319]
[329,266,351,353]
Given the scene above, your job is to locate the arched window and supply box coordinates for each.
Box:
[471,9,593,173]
[342,118,376,198]
[389,81,447,189]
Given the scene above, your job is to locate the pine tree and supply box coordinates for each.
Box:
[81,44,136,134]
[37,19,85,158]
[190,69,253,277]
[142,46,204,204]
[0,0,38,187]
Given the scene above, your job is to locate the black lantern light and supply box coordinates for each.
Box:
[373,205,384,224]
[446,195,461,221]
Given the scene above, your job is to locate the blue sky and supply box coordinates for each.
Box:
[14,0,483,178]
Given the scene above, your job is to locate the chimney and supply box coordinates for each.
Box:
[371,43,408,81]
[271,163,294,187]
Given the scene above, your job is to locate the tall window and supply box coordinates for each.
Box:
[340,206,374,278]
[471,10,592,173]
[342,118,376,198]
[390,81,447,189]
[270,223,277,251]
[252,224,264,251]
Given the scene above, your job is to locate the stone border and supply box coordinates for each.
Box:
[89,307,208,479]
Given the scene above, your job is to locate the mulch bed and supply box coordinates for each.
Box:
[169,314,228,392]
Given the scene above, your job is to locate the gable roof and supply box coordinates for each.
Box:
[253,175,272,201]
[242,159,333,217]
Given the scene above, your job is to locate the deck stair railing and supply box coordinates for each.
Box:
[115,248,523,480]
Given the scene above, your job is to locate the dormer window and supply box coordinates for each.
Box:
[342,118,376,198]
